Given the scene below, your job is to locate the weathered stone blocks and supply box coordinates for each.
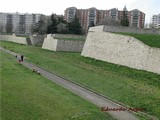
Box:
[82,26,160,74]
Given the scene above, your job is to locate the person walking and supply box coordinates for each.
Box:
[21,55,24,62]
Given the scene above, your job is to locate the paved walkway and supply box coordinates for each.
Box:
[1,47,139,120]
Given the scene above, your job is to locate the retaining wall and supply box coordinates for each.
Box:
[30,34,45,46]
[103,26,160,34]
[42,34,84,52]
[0,34,28,45]
[81,26,160,74]
[54,34,86,39]
[56,40,84,52]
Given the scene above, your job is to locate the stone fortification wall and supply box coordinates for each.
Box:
[30,34,45,46]
[0,34,27,45]
[42,34,58,51]
[54,34,86,39]
[103,26,160,34]
[81,26,160,74]
[56,40,84,52]
[42,34,84,52]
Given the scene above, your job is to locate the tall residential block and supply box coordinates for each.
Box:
[0,12,42,35]
[128,9,145,28]
[64,7,145,32]
[64,7,77,22]
[151,14,160,28]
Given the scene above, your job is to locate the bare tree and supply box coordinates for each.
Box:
[97,17,120,26]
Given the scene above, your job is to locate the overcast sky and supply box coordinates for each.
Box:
[0,0,159,23]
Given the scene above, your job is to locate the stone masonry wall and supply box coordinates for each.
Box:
[54,34,86,39]
[103,26,160,34]
[81,26,160,74]
[42,34,58,51]
[0,34,28,45]
[30,34,45,46]
[42,34,84,52]
[56,40,84,52]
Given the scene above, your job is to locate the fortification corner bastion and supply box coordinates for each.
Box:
[81,25,160,74]
[42,34,85,52]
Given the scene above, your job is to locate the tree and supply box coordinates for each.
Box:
[57,16,67,24]
[37,19,47,34]
[47,14,58,34]
[97,17,120,26]
[57,16,68,34]
[68,17,82,35]
[6,21,13,33]
[57,23,68,34]
[32,15,47,35]
[120,6,129,26]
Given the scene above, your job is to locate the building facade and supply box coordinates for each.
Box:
[151,14,160,28]
[128,9,145,28]
[64,7,77,22]
[0,12,41,35]
[64,7,145,32]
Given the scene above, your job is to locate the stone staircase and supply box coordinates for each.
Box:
[26,38,32,45]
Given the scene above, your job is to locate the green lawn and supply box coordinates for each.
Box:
[117,33,160,48]
[0,51,114,120]
[1,41,160,119]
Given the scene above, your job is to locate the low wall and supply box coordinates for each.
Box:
[0,34,28,45]
[81,26,160,74]
[42,34,84,52]
[54,34,86,39]
[30,34,45,46]
[103,26,160,34]
[56,40,84,52]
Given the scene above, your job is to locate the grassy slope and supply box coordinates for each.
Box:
[54,37,86,41]
[117,33,160,48]
[0,51,114,120]
[0,41,160,119]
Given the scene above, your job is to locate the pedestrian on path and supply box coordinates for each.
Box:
[15,55,20,63]
[21,55,24,62]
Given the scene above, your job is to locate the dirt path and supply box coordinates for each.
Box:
[0,47,139,120]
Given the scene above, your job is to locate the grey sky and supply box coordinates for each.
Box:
[1,0,160,23]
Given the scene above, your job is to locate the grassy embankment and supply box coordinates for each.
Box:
[54,37,86,41]
[118,33,160,48]
[0,51,114,120]
[0,41,160,119]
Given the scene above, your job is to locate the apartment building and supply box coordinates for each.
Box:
[0,12,41,34]
[128,9,145,28]
[108,8,119,21]
[0,13,7,33]
[64,7,77,22]
[64,7,145,32]
[87,8,98,27]
[77,9,88,30]
[151,14,160,28]
[65,7,99,32]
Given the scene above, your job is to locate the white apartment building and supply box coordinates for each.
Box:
[88,8,98,27]
[65,7,77,22]
[0,12,41,34]
[152,14,160,28]
[0,13,7,33]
